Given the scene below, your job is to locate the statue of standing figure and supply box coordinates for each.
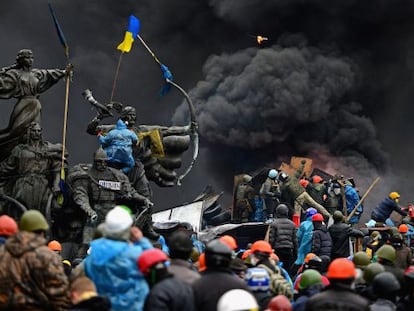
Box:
[0,49,69,160]
[0,122,65,219]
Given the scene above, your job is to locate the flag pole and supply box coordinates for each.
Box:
[110,52,124,102]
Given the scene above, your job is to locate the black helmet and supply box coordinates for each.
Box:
[168,230,193,260]
[275,204,289,217]
[333,211,344,223]
[372,272,400,298]
[306,255,322,272]
[205,239,232,269]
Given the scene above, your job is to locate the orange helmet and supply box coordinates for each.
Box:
[219,235,238,250]
[399,224,409,233]
[0,215,18,237]
[48,240,62,252]
[198,252,206,272]
[326,258,356,279]
[299,179,309,188]
[137,248,168,275]
[251,240,272,254]
[312,175,323,184]
[242,249,252,260]
[304,253,317,264]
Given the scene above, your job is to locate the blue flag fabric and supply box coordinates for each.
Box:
[48,3,69,58]
[159,63,173,96]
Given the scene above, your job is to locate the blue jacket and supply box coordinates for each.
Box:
[84,237,153,311]
[295,218,313,265]
[99,119,138,172]
[344,185,363,225]
[371,197,407,222]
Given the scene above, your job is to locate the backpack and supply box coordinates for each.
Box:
[258,263,293,300]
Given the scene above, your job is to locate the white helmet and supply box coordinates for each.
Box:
[104,206,133,234]
[268,169,278,179]
[217,289,259,311]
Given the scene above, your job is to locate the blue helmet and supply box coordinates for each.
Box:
[245,268,270,292]
[306,208,317,218]
[268,169,278,179]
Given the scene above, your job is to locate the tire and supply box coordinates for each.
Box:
[203,204,222,220]
[207,211,231,226]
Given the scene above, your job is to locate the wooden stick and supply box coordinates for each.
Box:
[346,177,381,223]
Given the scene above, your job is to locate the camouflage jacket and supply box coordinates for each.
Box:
[0,231,70,311]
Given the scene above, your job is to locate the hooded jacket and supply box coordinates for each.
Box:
[99,119,138,171]
[0,231,70,311]
[83,237,153,311]
[295,217,314,265]
[269,205,297,251]
[311,222,332,259]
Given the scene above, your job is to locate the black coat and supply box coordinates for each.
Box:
[311,223,332,259]
[329,222,363,259]
[270,205,297,251]
[144,275,195,311]
[192,268,250,311]
[371,197,407,222]
[305,283,369,311]
[70,296,111,311]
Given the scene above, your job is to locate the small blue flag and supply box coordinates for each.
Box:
[159,63,173,96]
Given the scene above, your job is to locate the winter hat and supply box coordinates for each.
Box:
[104,205,133,234]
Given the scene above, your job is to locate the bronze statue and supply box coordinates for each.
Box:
[0,49,69,160]
[0,122,65,219]
[67,147,153,257]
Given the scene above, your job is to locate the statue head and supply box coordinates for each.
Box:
[27,122,42,143]
[16,49,34,67]
[93,147,108,171]
[120,106,136,126]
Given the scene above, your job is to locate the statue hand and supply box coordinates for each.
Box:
[89,211,98,224]
[144,199,154,208]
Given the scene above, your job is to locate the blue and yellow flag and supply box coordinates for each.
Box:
[117,15,140,53]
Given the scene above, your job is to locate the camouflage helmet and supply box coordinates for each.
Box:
[353,251,370,268]
[333,210,344,222]
[376,245,397,263]
[93,147,108,161]
[19,210,49,232]
[363,263,385,284]
[299,269,322,290]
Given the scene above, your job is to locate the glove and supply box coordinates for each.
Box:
[84,207,98,224]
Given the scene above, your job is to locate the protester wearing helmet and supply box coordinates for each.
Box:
[265,295,292,311]
[306,175,326,206]
[250,240,293,300]
[269,204,297,275]
[294,208,316,269]
[79,206,153,311]
[192,239,250,311]
[329,210,364,259]
[278,172,331,226]
[0,210,70,309]
[245,267,272,310]
[217,289,259,311]
[0,214,18,245]
[306,258,370,310]
[376,244,405,288]
[234,174,256,223]
[371,192,407,224]
[137,248,195,311]
[370,272,401,310]
[311,213,332,260]
[292,269,324,311]
[260,168,281,220]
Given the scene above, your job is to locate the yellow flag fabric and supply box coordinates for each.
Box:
[117,31,134,53]
[138,129,165,157]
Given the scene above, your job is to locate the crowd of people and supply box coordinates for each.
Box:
[1,188,414,311]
